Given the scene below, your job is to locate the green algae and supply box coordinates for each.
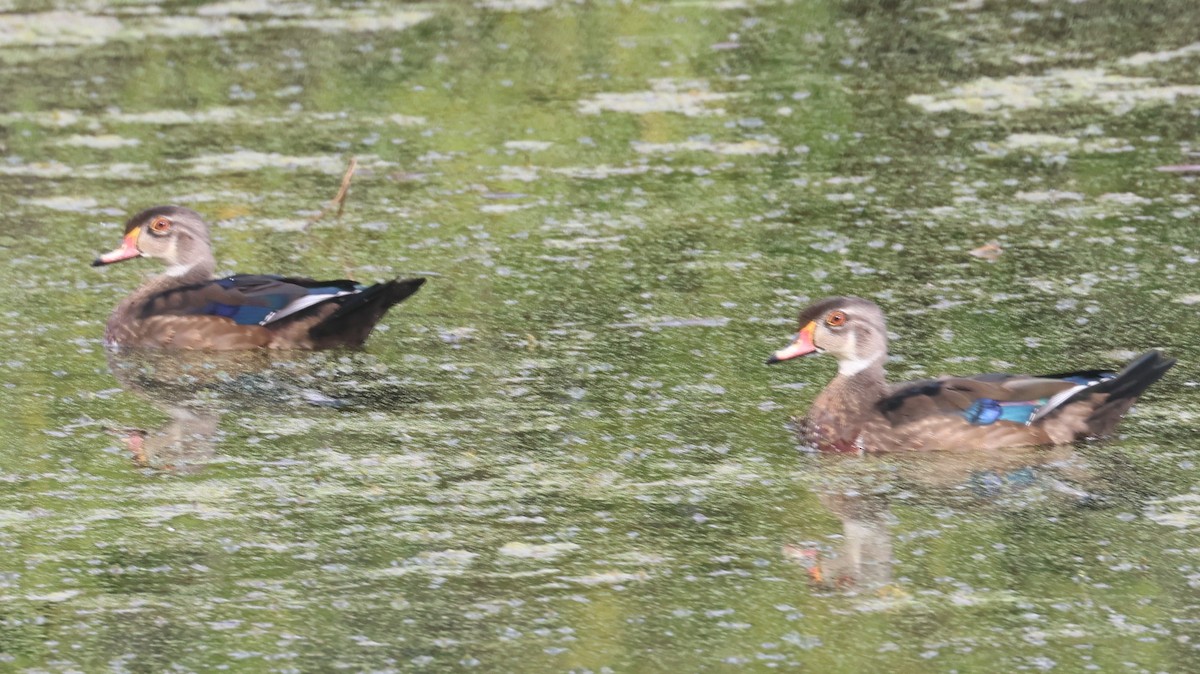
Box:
[0,0,1198,671]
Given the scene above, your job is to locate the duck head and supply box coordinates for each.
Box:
[767,296,889,377]
[92,206,215,277]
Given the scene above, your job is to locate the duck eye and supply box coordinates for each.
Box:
[149,217,171,234]
[826,311,847,327]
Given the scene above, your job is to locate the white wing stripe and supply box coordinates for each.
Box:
[1027,384,1087,425]
[260,291,356,325]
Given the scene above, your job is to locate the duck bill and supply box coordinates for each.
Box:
[92,227,142,266]
[766,322,818,364]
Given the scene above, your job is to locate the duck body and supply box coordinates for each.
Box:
[769,297,1175,453]
[94,206,425,350]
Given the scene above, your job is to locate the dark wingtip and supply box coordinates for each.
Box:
[394,277,426,297]
[392,276,426,290]
[1125,349,1177,375]
[308,277,427,345]
[1146,349,1177,369]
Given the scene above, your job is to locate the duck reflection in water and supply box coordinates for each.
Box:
[121,406,221,472]
[106,350,265,472]
[105,349,427,471]
[785,445,1094,593]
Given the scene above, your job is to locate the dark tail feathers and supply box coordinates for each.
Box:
[1077,350,1175,436]
[1096,350,1175,401]
[309,277,426,347]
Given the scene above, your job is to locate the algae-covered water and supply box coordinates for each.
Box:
[1,0,1199,671]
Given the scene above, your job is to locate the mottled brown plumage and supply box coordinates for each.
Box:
[767,296,1174,452]
[93,206,425,350]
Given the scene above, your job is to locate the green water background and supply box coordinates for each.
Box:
[1,0,1198,671]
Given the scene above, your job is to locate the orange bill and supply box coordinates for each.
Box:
[92,227,142,266]
[766,321,817,364]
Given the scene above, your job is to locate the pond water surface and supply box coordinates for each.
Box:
[1,0,1199,672]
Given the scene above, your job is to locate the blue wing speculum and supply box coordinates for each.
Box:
[203,276,363,326]
[961,372,1117,426]
[963,399,1041,425]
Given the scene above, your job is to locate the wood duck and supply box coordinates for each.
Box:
[92,206,425,349]
[767,296,1175,452]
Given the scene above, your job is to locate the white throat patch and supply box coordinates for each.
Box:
[164,262,195,277]
[837,357,877,377]
[161,236,195,277]
[836,330,882,377]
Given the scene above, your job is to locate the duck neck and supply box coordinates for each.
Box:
[160,254,215,283]
[816,356,888,416]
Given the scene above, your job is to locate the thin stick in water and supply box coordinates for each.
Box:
[307,156,358,228]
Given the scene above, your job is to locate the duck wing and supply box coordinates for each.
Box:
[877,371,1112,428]
[139,275,361,327]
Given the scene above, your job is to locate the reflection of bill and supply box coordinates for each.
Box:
[785,446,1091,592]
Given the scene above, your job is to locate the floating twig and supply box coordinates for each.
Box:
[306,156,358,229]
